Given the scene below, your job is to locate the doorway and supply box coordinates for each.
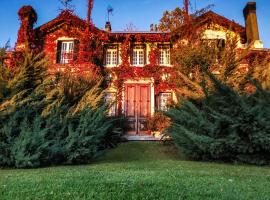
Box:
[125,84,151,135]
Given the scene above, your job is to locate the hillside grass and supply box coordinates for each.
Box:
[1,142,270,200]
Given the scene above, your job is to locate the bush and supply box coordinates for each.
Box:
[167,75,270,165]
[64,106,113,164]
[147,111,171,133]
[0,50,119,168]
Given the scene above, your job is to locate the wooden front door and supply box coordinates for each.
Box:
[125,84,151,135]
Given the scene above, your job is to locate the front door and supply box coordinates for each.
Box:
[125,84,151,135]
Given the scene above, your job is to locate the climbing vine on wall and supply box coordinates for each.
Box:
[104,34,176,110]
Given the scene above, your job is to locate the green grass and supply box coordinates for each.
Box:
[1,142,270,200]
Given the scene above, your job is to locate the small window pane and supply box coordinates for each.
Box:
[60,41,74,64]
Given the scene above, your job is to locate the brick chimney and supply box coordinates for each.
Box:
[16,6,37,50]
[243,2,263,48]
[105,21,112,32]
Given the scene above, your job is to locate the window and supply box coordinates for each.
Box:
[105,92,117,116]
[159,46,170,66]
[59,41,74,64]
[203,39,225,49]
[132,45,145,66]
[158,92,172,111]
[106,46,118,66]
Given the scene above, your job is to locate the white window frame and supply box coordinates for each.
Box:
[159,46,170,66]
[132,45,145,66]
[60,41,74,64]
[159,92,172,111]
[106,46,118,67]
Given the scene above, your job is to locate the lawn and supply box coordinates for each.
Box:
[1,142,270,200]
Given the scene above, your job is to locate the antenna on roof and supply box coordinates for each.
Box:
[60,0,74,11]
[107,5,113,22]
[87,0,93,23]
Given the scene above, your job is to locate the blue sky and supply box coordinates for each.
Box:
[0,0,269,48]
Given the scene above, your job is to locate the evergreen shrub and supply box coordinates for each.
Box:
[0,50,121,168]
[167,74,270,165]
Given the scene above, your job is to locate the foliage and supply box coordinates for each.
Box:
[17,6,37,49]
[0,50,118,168]
[147,111,171,133]
[249,51,270,90]
[158,5,213,33]
[64,106,113,164]
[158,7,185,32]
[0,43,11,101]
[167,73,270,165]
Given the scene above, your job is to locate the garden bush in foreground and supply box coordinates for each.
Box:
[167,74,270,165]
[0,50,119,168]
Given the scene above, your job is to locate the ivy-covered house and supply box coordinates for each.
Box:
[14,1,268,137]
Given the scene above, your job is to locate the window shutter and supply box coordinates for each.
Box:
[56,41,62,64]
[73,40,80,62]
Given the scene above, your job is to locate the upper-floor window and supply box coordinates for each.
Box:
[59,41,74,64]
[105,45,118,67]
[132,45,145,66]
[159,45,170,66]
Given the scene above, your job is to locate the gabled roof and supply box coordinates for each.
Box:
[34,9,246,43]
[195,11,245,34]
[35,10,103,35]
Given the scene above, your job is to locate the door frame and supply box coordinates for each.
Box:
[123,80,154,135]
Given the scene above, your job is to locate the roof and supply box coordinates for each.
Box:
[111,31,169,34]
[108,31,171,42]
[35,10,102,35]
[195,11,246,34]
[34,9,246,43]
[34,10,170,42]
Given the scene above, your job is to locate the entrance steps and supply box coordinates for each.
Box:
[122,134,163,141]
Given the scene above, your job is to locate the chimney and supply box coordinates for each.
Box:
[105,21,112,32]
[243,2,263,48]
[16,6,37,50]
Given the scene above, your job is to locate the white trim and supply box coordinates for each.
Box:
[132,45,145,67]
[60,41,74,64]
[105,48,118,67]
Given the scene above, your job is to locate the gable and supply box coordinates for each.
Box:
[195,11,246,43]
[35,10,103,36]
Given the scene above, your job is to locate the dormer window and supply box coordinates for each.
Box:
[105,45,118,67]
[159,45,170,66]
[132,45,146,66]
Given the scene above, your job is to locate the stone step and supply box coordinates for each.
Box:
[122,135,162,141]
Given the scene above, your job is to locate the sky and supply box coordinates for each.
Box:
[0,0,269,48]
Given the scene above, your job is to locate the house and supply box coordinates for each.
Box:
[14,1,268,138]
